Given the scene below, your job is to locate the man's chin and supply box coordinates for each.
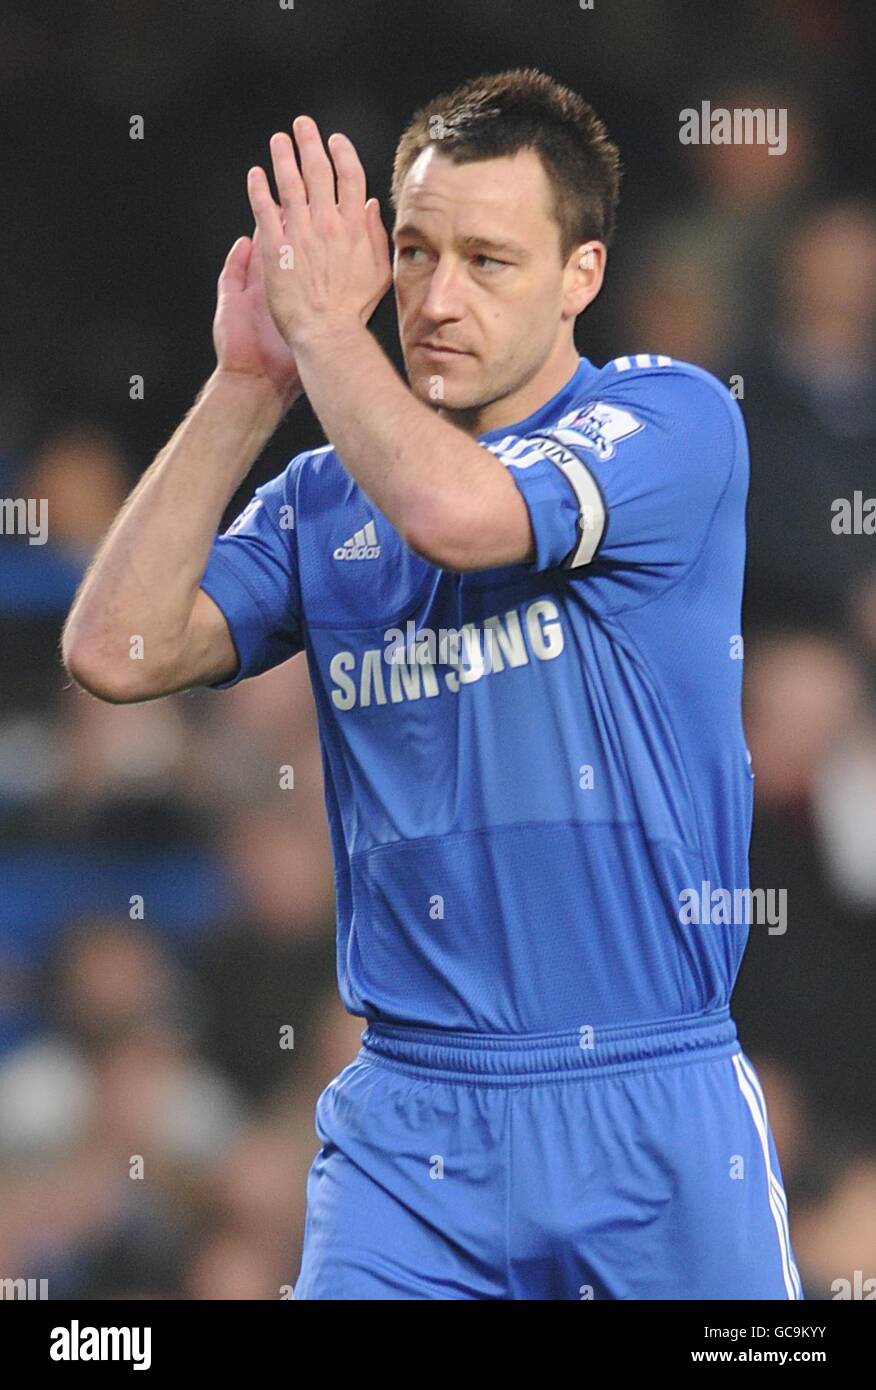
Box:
[407,364,480,411]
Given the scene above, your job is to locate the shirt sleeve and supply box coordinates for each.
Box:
[199,458,304,689]
[503,366,741,584]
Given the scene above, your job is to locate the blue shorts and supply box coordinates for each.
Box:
[294,1008,802,1300]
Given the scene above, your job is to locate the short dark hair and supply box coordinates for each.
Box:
[390,67,622,259]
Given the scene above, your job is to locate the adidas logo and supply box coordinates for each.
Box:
[333,519,380,560]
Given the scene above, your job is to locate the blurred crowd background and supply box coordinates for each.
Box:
[1,0,875,1299]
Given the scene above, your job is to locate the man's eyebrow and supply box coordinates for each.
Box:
[392,222,528,257]
[392,221,424,241]
[458,233,529,257]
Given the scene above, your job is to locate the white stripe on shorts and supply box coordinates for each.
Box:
[734,1052,802,1296]
[732,1052,802,1299]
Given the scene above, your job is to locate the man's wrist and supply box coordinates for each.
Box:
[285,315,366,357]
[209,366,302,417]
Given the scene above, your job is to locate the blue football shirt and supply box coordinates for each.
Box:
[200,354,752,1032]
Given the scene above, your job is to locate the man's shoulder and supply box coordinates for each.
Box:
[520,354,744,469]
[259,443,353,507]
[279,442,338,486]
[572,353,741,427]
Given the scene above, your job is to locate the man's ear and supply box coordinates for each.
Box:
[563,240,606,318]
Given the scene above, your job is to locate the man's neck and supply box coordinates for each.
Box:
[441,342,582,438]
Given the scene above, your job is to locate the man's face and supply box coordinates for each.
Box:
[392,146,576,413]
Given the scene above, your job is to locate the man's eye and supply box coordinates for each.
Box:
[399,246,427,264]
[473,254,506,271]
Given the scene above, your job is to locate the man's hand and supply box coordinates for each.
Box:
[246,116,392,349]
[213,226,303,405]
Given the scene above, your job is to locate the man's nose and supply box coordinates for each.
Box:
[420,259,466,321]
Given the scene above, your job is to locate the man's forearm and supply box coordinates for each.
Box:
[63,369,297,682]
[292,321,528,568]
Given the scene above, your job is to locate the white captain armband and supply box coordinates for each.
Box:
[527,433,607,569]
